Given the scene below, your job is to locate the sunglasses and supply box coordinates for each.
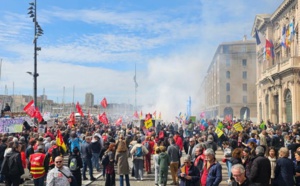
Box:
[55,161,62,163]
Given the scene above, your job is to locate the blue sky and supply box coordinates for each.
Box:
[0,0,282,120]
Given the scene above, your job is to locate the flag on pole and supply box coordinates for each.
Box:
[101,97,108,108]
[99,112,109,124]
[115,117,122,126]
[139,111,143,119]
[133,111,139,118]
[153,111,156,119]
[23,100,36,117]
[56,130,67,152]
[281,26,286,48]
[67,112,76,128]
[88,111,94,125]
[243,110,247,120]
[255,28,266,47]
[34,107,43,123]
[76,102,84,117]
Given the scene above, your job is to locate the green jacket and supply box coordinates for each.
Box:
[158,152,170,171]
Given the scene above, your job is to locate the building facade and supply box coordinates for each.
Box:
[252,0,300,124]
[202,39,257,121]
[85,93,94,107]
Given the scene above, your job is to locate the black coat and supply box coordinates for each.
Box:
[274,157,295,186]
[248,154,271,186]
[177,164,200,186]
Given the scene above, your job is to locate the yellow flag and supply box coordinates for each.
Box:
[215,127,224,138]
[144,119,153,129]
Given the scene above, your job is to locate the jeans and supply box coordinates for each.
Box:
[92,153,100,171]
[133,159,144,179]
[226,160,232,179]
[33,175,45,186]
[82,157,93,178]
[119,174,130,186]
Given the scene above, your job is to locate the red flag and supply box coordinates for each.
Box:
[34,107,43,123]
[76,102,84,117]
[99,112,109,124]
[23,100,36,117]
[153,111,156,118]
[133,111,139,118]
[115,117,122,126]
[101,97,108,108]
[67,112,76,127]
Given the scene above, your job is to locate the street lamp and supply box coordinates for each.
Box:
[28,0,43,124]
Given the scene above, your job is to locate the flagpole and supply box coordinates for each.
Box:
[134,63,137,111]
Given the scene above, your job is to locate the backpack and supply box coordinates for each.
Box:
[135,146,143,157]
[69,157,78,171]
[7,153,19,175]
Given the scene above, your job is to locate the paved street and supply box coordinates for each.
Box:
[18,148,230,186]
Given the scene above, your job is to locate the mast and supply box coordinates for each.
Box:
[134,63,138,111]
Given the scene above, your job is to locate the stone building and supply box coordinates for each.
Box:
[85,92,94,107]
[252,0,300,124]
[202,39,257,121]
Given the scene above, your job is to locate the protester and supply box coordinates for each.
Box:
[274,147,295,186]
[0,141,24,186]
[68,146,83,186]
[222,141,232,184]
[167,138,180,185]
[29,145,49,186]
[115,137,130,186]
[80,136,96,181]
[130,138,148,181]
[267,146,277,185]
[200,148,222,186]
[90,135,101,172]
[294,151,300,186]
[46,156,72,186]
[154,147,161,186]
[231,164,254,186]
[104,143,116,186]
[178,155,200,186]
[158,146,170,186]
[248,146,271,186]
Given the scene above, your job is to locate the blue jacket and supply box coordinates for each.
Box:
[206,161,222,186]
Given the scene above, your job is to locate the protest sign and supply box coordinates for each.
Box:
[0,118,24,133]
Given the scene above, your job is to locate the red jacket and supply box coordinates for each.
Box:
[174,135,183,150]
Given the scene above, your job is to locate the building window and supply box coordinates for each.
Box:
[243,71,247,79]
[243,96,247,103]
[226,83,230,91]
[242,59,247,66]
[223,45,229,53]
[226,95,230,103]
[243,83,247,91]
[226,58,230,67]
[226,71,230,78]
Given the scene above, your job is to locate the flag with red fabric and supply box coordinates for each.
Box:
[34,107,43,123]
[88,111,94,125]
[67,112,76,127]
[101,97,108,108]
[115,117,122,126]
[56,129,67,152]
[23,100,36,117]
[153,111,156,119]
[76,102,84,117]
[133,111,139,118]
[99,112,109,124]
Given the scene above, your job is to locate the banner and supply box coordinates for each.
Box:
[233,122,243,132]
[0,118,24,133]
[215,127,224,138]
[144,119,153,129]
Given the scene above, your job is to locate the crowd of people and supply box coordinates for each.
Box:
[0,116,299,186]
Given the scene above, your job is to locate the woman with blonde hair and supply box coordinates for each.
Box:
[115,137,130,186]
